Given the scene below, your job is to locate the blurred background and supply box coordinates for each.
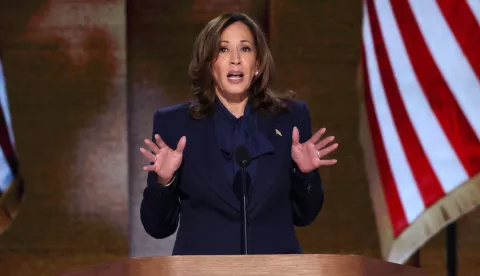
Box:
[0,1,479,275]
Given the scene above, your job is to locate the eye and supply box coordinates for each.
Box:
[241,46,251,52]
[219,47,228,52]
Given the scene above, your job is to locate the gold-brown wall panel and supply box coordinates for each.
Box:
[0,0,127,275]
[269,0,377,256]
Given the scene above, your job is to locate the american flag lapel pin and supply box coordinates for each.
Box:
[275,129,282,136]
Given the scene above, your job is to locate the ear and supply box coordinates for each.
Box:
[255,61,260,76]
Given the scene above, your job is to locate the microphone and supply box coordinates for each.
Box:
[235,144,251,255]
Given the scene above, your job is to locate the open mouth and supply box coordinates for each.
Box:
[227,71,244,81]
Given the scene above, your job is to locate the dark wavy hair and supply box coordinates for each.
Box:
[188,12,294,119]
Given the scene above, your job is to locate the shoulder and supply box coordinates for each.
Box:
[152,102,192,132]
[273,99,311,122]
[285,99,310,115]
[153,102,190,123]
[151,102,190,147]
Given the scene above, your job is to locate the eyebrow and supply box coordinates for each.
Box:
[220,40,252,44]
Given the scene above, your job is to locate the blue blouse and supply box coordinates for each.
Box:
[213,98,274,199]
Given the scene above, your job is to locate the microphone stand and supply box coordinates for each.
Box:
[241,160,248,255]
[235,145,251,255]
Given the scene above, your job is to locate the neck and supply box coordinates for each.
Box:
[216,91,248,118]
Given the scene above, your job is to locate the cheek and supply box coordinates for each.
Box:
[246,57,257,74]
[211,62,219,76]
[212,60,226,80]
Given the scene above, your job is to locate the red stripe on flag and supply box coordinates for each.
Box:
[438,0,480,79]
[391,0,480,177]
[367,0,446,207]
[0,59,15,167]
[361,46,408,237]
[0,106,14,163]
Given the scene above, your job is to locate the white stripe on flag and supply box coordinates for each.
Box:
[0,147,14,192]
[0,60,15,146]
[466,0,480,26]
[363,3,425,223]
[374,0,468,193]
[408,0,480,141]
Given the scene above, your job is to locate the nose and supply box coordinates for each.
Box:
[229,50,241,65]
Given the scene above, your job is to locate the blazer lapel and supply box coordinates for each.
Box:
[247,113,290,213]
[184,114,240,212]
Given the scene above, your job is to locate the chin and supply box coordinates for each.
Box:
[223,86,249,97]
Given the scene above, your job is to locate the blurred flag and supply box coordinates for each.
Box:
[358,0,480,263]
[0,57,24,234]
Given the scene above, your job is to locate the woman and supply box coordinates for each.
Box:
[139,12,338,255]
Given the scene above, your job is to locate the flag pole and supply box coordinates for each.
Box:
[446,222,457,276]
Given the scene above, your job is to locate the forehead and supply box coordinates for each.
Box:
[220,21,254,42]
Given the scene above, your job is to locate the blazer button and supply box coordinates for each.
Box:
[307,185,311,194]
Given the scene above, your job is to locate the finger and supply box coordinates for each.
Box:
[292,127,300,146]
[139,147,157,163]
[317,143,338,158]
[142,164,156,171]
[318,159,338,166]
[176,136,187,153]
[144,139,160,154]
[308,127,326,144]
[154,134,167,149]
[315,136,335,150]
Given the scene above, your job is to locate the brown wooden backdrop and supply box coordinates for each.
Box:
[0,1,128,275]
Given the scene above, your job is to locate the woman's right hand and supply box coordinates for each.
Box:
[140,134,186,186]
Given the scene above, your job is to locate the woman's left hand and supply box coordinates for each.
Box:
[291,127,338,174]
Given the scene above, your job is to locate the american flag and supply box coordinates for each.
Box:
[0,57,23,233]
[359,0,480,264]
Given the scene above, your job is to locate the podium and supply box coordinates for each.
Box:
[58,254,425,275]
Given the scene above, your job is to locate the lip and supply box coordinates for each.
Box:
[227,70,244,84]
[227,70,244,77]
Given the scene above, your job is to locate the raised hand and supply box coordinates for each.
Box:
[140,134,186,186]
[291,127,338,174]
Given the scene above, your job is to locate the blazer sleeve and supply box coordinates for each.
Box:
[140,111,181,239]
[290,102,325,227]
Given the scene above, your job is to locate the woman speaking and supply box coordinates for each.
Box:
[139,12,338,255]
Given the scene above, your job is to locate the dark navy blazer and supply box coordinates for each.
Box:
[140,100,324,255]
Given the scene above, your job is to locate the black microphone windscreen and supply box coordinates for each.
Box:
[235,144,251,168]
